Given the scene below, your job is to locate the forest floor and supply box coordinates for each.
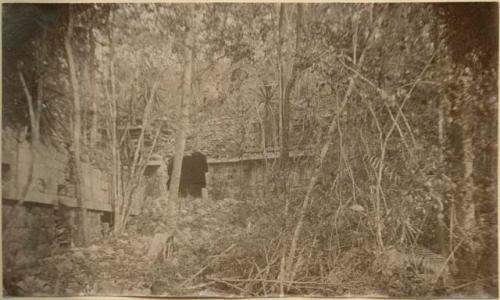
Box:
[4,197,260,296]
[4,196,451,297]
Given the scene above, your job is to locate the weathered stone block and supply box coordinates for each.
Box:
[12,209,28,228]
[12,227,30,244]
[5,241,24,254]
[201,188,209,201]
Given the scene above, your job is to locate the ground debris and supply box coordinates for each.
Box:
[146,232,170,262]
[4,195,247,297]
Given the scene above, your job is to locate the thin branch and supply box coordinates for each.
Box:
[129,83,159,181]
[181,244,236,287]
[285,3,389,283]
[207,276,343,287]
[341,58,414,156]
[121,124,162,228]
[18,68,36,133]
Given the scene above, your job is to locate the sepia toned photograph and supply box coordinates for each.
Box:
[1,2,498,298]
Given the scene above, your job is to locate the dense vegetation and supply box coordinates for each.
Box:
[2,3,497,297]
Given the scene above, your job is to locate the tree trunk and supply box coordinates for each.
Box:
[277,4,305,294]
[281,6,386,288]
[82,63,89,147]
[111,117,120,233]
[278,4,305,164]
[65,6,88,245]
[104,17,121,234]
[118,84,158,231]
[276,6,287,295]
[106,61,120,234]
[436,97,448,256]
[89,28,98,147]
[461,127,475,236]
[456,108,481,292]
[3,63,43,241]
[277,3,286,162]
[122,127,161,230]
[168,5,194,230]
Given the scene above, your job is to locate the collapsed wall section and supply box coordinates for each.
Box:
[2,201,108,270]
[1,127,124,260]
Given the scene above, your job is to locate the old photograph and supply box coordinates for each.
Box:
[2,2,498,298]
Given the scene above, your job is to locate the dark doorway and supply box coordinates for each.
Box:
[167,152,208,198]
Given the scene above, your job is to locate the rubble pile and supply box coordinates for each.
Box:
[4,197,249,297]
[5,233,154,296]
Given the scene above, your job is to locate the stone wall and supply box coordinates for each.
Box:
[2,200,109,269]
[206,161,243,200]
[239,160,267,199]
[1,127,141,266]
[2,127,113,211]
[206,157,313,201]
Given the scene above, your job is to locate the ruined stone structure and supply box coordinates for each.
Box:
[159,112,315,202]
[1,127,141,258]
[205,149,314,201]
[1,104,313,258]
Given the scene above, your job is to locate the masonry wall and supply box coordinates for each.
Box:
[239,160,267,199]
[206,161,243,200]
[2,200,109,269]
[2,129,113,211]
[1,127,141,264]
[206,157,314,201]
